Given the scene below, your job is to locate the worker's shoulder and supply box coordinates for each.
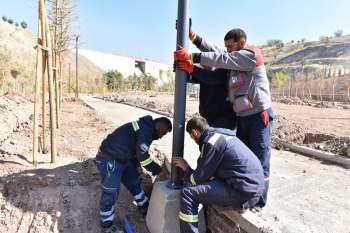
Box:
[204,132,225,147]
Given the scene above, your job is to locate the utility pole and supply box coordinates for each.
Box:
[169,0,189,189]
[75,35,79,99]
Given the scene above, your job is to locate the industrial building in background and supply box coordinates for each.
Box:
[78,49,173,85]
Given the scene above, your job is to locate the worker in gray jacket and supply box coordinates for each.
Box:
[174,28,274,208]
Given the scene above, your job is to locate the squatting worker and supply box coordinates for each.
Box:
[95,115,172,233]
[173,116,264,233]
[175,28,275,208]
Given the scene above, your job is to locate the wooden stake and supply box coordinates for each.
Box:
[54,0,60,128]
[42,0,57,163]
[59,55,63,109]
[54,59,60,128]
[41,1,48,154]
[33,0,43,165]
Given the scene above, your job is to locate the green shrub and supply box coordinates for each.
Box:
[103,70,123,91]
[268,70,289,89]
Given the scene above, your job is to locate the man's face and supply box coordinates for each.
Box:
[225,38,245,52]
[154,126,169,140]
[188,129,201,144]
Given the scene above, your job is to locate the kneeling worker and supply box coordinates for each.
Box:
[174,116,264,233]
[95,115,172,233]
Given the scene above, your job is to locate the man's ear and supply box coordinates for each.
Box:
[239,39,246,49]
[191,129,199,138]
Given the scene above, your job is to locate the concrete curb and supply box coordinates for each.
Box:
[213,206,281,233]
[275,139,350,169]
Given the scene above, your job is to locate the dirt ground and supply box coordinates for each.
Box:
[0,93,152,233]
[101,91,350,156]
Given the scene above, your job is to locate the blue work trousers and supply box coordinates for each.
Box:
[95,157,144,228]
[236,107,274,207]
[179,180,259,233]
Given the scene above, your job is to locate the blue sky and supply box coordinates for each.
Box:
[1,0,350,64]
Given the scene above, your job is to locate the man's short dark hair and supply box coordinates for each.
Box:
[154,117,172,132]
[186,116,209,133]
[224,28,247,42]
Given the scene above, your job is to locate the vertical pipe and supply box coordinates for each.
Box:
[169,0,189,189]
[75,36,79,99]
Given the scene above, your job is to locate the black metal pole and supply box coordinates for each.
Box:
[75,35,79,99]
[169,0,189,189]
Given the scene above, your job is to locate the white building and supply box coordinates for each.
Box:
[79,49,173,85]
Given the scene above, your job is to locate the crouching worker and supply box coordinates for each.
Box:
[173,116,264,233]
[95,115,172,233]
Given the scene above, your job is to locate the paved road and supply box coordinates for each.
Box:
[82,96,350,233]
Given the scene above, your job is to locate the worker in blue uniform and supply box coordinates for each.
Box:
[95,115,172,233]
[174,116,264,233]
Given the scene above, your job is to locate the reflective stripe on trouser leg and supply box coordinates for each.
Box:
[180,187,200,233]
[179,211,199,233]
[100,205,115,224]
[134,191,149,207]
[95,158,124,228]
[100,182,120,227]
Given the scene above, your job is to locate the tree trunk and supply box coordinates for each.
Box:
[332,75,337,104]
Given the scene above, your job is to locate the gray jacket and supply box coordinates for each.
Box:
[197,39,272,117]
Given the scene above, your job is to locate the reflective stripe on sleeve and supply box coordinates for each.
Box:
[208,133,221,145]
[132,121,140,131]
[140,157,153,167]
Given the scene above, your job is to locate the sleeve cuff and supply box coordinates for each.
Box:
[150,163,162,175]
[192,35,203,48]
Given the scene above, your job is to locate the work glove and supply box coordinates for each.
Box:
[174,48,191,61]
[174,48,201,64]
[260,110,269,126]
[174,59,194,74]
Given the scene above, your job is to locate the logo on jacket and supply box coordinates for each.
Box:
[230,72,245,90]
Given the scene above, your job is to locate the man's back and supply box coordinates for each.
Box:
[190,68,236,129]
[202,128,265,195]
[100,115,155,160]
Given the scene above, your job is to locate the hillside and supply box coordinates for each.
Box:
[0,21,104,95]
[262,36,350,97]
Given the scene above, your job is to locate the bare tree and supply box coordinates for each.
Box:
[47,0,76,128]
[332,66,344,103]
